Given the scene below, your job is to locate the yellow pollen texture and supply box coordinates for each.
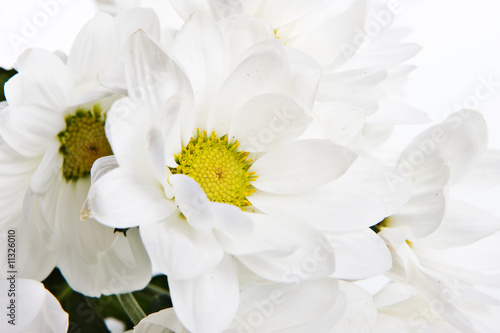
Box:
[170,130,257,208]
[58,105,113,181]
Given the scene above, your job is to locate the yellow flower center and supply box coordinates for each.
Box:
[170,130,257,208]
[58,104,113,181]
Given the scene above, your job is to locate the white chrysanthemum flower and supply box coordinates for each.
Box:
[0,10,161,296]
[84,12,410,332]
[132,279,377,333]
[371,110,500,332]
[0,278,68,332]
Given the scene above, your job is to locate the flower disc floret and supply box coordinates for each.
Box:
[170,130,257,207]
[58,105,113,181]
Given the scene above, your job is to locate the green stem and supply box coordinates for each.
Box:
[116,293,146,325]
[146,284,171,296]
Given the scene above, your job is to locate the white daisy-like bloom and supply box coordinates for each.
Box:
[84,12,411,332]
[370,110,500,332]
[165,0,428,152]
[0,10,162,296]
[132,279,377,333]
[0,278,68,333]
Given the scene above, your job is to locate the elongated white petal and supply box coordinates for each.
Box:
[140,214,224,280]
[0,140,39,223]
[87,167,177,228]
[172,13,229,128]
[169,255,239,333]
[249,158,412,231]
[30,143,62,195]
[125,30,192,112]
[250,139,356,194]
[67,13,120,86]
[293,0,367,67]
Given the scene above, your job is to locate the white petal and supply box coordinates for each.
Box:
[391,162,449,238]
[292,0,368,67]
[209,40,292,134]
[0,279,68,333]
[230,279,340,332]
[169,255,239,333]
[125,30,192,112]
[140,214,224,280]
[105,98,155,174]
[283,46,322,110]
[229,93,312,152]
[321,68,388,91]
[0,140,39,223]
[250,139,356,194]
[30,143,62,195]
[327,229,392,280]
[306,101,366,146]
[4,48,74,109]
[374,282,417,309]
[237,219,335,282]
[330,281,378,333]
[249,158,412,232]
[1,219,60,281]
[0,105,62,157]
[67,13,120,86]
[90,155,119,184]
[172,13,229,127]
[369,98,430,124]
[87,167,177,228]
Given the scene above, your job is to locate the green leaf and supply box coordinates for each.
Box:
[0,68,17,101]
